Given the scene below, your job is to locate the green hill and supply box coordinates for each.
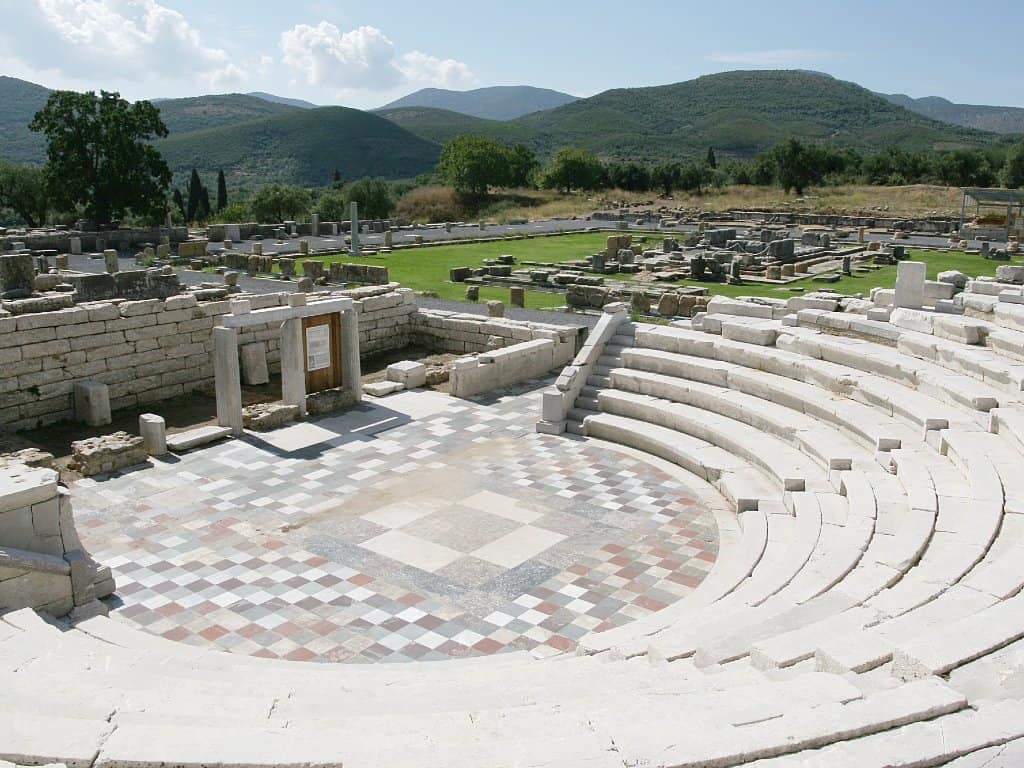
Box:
[155,93,299,135]
[156,106,441,188]
[381,70,994,162]
[374,107,531,145]
[379,85,578,120]
[0,76,51,164]
[881,93,1024,135]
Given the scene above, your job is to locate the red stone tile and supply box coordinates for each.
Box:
[696,550,716,563]
[398,592,425,606]
[199,625,229,641]
[253,648,279,659]
[633,595,667,612]
[156,602,184,617]
[609,555,632,567]
[472,637,504,654]
[162,626,190,642]
[545,634,575,652]
[237,623,264,639]
[602,544,625,554]
[284,648,317,662]
[567,564,589,576]
[668,572,701,588]
[305,555,328,567]
[535,601,560,616]
[348,573,373,586]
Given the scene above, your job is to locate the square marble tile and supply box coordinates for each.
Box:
[360,530,461,573]
[472,525,567,569]
[461,490,543,524]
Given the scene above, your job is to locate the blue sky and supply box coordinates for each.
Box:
[2,0,1022,109]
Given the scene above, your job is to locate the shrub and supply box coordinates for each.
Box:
[394,186,464,223]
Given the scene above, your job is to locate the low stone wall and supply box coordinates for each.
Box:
[0,464,114,617]
[450,338,572,398]
[0,227,188,253]
[0,285,416,432]
[1,281,581,431]
[409,309,580,356]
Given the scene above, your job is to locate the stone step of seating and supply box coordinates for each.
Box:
[633,324,971,438]
[583,412,778,513]
[681,469,887,668]
[893,591,1024,680]
[759,699,1024,768]
[608,366,866,472]
[4,675,946,768]
[634,457,950,667]
[816,584,1002,676]
[723,494,821,610]
[594,388,834,494]
[777,327,1010,415]
[643,678,965,768]
[802,438,1016,673]
[897,328,1024,397]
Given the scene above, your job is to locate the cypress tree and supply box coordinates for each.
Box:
[186,168,203,222]
[216,169,228,211]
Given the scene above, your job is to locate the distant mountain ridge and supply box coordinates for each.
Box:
[881,93,1024,135]
[382,71,993,163]
[378,85,579,120]
[248,92,319,110]
[0,72,1014,189]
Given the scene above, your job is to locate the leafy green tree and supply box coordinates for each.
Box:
[316,189,348,222]
[1002,142,1024,189]
[29,90,170,225]
[706,147,717,169]
[0,162,48,227]
[652,162,681,196]
[437,135,511,198]
[344,177,393,219]
[606,162,652,192]
[542,147,604,193]
[216,170,228,212]
[678,163,710,194]
[249,184,311,223]
[506,144,539,188]
[933,149,996,187]
[773,138,815,195]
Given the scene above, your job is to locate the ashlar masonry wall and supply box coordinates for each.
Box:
[1,283,579,432]
[1,285,417,432]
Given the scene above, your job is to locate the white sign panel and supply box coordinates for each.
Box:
[305,325,331,372]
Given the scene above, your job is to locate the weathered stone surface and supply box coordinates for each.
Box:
[0,253,34,299]
[68,432,146,476]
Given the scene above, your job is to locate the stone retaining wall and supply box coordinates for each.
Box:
[0,227,188,253]
[1,281,581,431]
[0,285,415,432]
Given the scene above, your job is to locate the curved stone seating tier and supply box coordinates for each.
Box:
[4,610,984,768]
[571,314,1023,693]
[9,291,1024,766]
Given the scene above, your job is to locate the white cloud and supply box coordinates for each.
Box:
[398,51,476,89]
[279,21,476,94]
[34,0,244,87]
[708,49,839,67]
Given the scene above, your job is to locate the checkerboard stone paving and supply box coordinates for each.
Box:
[73,382,718,663]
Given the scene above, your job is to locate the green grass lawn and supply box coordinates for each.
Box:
[299,236,1024,308]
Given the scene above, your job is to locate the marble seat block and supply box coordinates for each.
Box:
[239,342,269,386]
[387,360,427,389]
[896,261,926,309]
[74,380,111,427]
[139,414,167,456]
